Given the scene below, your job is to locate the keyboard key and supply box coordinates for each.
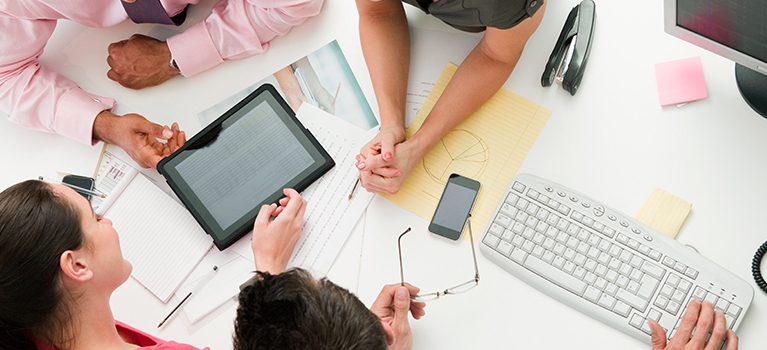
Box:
[524,255,587,296]
[511,181,525,193]
[510,248,528,264]
[640,261,665,280]
[684,267,699,280]
[637,274,660,300]
[629,314,644,328]
[662,256,676,268]
[613,301,632,317]
[617,288,649,312]
[489,223,504,236]
[598,294,616,309]
[648,309,662,322]
[500,203,519,219]
[497,241,513,257]
[483,234,500,248]
[495,214,512,228]
[726,304,741,317]
[584,286,601,303]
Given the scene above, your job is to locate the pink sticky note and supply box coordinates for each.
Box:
[654,57,708,106]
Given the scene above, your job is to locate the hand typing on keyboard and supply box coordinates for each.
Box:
[649,299,738,350]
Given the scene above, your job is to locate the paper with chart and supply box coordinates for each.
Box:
[382,63,552,241]
[95,162,213,302]
[183,104,376,323]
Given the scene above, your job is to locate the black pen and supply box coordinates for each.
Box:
[158,265,218,328]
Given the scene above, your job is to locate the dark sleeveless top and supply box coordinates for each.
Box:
[403,0,544,33]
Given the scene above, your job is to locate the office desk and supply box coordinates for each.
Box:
[1,0,765,348]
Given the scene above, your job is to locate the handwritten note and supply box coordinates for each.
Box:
[382,63,552,241]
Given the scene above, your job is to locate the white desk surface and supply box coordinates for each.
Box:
[2,0,766,348]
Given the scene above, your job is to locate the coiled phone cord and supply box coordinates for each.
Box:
[752,240,767,294]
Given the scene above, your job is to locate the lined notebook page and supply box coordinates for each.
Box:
[382,63,552,242]
[103,168,213,302]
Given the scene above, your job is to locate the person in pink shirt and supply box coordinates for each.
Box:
[0,0,323,168]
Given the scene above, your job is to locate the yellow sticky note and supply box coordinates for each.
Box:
[382,63,552,242]
[635,188,692,239]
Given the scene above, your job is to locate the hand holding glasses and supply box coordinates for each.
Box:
[397,216,480,302]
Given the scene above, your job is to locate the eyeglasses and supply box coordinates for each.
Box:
[397,216,480,302]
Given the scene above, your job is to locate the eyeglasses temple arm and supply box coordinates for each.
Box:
[465,216,480,282]
[398,227,412,286]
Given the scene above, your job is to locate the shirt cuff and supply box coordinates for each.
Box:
[57,89,115,145]
[167,22,224,78]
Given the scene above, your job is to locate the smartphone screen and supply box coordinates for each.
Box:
[62,175,96,201]
[429,174,481,240]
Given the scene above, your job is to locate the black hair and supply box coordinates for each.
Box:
[0,180,85,349]
[233,268,388,350]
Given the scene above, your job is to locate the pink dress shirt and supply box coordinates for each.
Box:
[33,320,210,349]
[0,0,322,145]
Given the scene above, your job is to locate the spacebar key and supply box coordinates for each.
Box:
[524,256,587,296]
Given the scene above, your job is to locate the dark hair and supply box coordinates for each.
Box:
[0,180,85,349]
[233,268,388,350]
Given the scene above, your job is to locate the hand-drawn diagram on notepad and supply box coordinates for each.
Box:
[382,63,552,242]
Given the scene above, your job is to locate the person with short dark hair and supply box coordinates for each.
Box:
[235,188,426,350]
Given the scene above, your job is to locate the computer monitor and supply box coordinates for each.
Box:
[664,0,767,118]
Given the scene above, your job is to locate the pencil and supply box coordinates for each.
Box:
[158,265,218,328]
[348,178,359,200]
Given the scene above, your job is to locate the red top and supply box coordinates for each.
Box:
[33,320,207,350]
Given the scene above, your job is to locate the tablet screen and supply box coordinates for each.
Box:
[158,84,334,249]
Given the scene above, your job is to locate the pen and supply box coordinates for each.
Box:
[37,176,106,199]
[158,265,218,328]
[348,178,359,200]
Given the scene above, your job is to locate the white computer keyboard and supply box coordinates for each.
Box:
[479,173,753,345]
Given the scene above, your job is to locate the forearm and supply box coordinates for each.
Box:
[409,42,519,157]
[356,0,410,130]
[167,0,324,77]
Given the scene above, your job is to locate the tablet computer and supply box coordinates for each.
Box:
[157,84,334,250]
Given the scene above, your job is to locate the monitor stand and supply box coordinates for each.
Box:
[735,63,767,119]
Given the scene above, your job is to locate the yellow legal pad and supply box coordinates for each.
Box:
[382,63,552,241]
[635,188,692,239]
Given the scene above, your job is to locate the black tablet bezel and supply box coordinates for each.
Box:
[157,84,334,250]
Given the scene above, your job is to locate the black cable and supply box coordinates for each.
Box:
[752,240,767,294]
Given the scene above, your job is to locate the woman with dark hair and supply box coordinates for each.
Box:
[0,180,205,350]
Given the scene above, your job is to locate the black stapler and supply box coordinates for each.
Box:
[541,0,596,96]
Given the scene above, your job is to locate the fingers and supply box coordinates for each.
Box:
[370,166,402,178]
[689,301,715,348]
[254,203,278,233]
[706,309,728,350]
[392,286,411,322]
[669,299,701,347]
[648,320,667,350]
[724,330,738,350]
[381,131,396,161]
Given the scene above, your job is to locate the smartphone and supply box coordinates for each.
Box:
[62,174,96,201]
[428,174,481,241]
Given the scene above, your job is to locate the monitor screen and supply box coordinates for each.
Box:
[676,0,767,64]
[664,0,767,118]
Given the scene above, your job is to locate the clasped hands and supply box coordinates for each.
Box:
[355,125,418,194]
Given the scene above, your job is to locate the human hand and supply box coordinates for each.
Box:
[107,34,179,89]
[649,299,738,350]
[356,139,421,194]
[251,188,307,274]
[359,124,406,163]
[93,111,185,168]
[370,283,426,350]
